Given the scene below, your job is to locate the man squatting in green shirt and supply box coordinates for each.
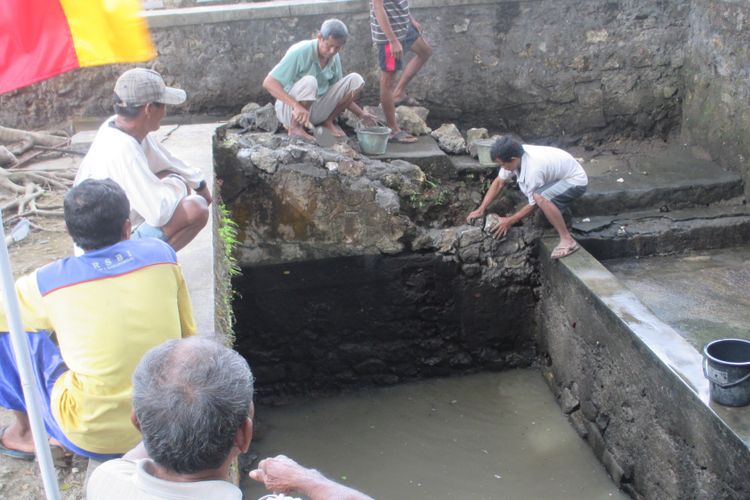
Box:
[263,19,377,143]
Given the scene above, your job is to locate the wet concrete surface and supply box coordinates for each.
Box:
[242,370,627,500]
[604,245,750,352]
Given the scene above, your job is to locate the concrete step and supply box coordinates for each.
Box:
[572,144,744,216]
[572,205,750,259]
[450,155,497,181]
[369,135,455,180]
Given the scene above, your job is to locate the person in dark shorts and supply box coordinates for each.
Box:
[370,0,432,143]
[466,136,588,259]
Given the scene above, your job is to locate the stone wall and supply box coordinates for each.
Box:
[234,250,537,403]
[682,0,750,198]
[2,0,688,145]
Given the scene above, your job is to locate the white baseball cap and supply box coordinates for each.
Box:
[114,68,186,106]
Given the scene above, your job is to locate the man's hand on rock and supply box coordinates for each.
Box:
[466,207,485,224]
[491,217,512,238]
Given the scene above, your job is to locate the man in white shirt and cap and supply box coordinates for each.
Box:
[75,68,212,252]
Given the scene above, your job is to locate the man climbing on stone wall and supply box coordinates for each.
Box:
[467,136,588,259]
[75,68,212,252]
[0,179,195,462]
[88,337,373,500]
[263,18,377,143]
[370,0,432,144]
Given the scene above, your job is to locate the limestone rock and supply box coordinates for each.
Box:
[250,146,278,174]
[337,159,366,177]
[253,103,280,133]
[241,102,261,114]
[466,127,489,157]
[560,387,580,414]
[235,148,255,173]
[396,106,431,135]
[375,187,400,214]
[366,159,425,194]
[340,109,360,130]
[227,103,279,133]
[332,142,360,159]
[484,213,502,233]
[431,123,466,154]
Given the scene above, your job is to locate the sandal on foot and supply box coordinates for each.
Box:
[0,426,35,461]
[551,242,580,260]
[389,130,418,144]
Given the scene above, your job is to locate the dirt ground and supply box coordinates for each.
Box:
[0,153,86,499]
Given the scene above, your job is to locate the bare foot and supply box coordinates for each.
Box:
[321,121,346,138]
[287,127,315,143]
[1,424,35,454]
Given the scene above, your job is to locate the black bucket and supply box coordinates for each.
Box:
[703,338,750,407]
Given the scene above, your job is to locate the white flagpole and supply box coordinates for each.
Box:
[0,212,60,500]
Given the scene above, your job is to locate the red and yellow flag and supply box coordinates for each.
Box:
[0,0,155,94]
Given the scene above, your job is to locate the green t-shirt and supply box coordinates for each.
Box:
[269,39,343,97]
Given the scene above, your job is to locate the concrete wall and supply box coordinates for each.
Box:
[537,242,750,499]
[682,0,750,198]
[2,0,688,145]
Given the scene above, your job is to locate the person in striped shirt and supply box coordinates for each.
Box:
[371,0,432,143]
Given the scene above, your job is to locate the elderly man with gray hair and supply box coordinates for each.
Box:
[87,337,372,500]
[263,18,376,142]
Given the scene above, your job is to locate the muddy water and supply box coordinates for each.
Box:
[242,370,627,499]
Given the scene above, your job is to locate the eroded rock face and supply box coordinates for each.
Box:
[431,123,467,154]
[215,124,531,266]
[216,124,542,400]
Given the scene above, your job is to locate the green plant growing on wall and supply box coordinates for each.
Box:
[216,203,242,344]
[407,176,452,210]
[218,203,241,278]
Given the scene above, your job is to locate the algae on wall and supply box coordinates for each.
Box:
[682,0,750,199]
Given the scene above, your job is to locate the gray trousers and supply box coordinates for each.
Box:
[275,73,365,127]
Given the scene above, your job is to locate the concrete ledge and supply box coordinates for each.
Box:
[537,239,750,498]
[145,0,520,28]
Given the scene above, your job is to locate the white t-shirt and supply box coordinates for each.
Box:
[75,117,205,227]
[87,458,303,500]
[498,144,588,205]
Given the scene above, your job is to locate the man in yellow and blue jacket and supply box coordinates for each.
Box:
[0,179,195,460]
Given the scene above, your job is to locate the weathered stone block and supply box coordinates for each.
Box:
[431,123,466,155]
